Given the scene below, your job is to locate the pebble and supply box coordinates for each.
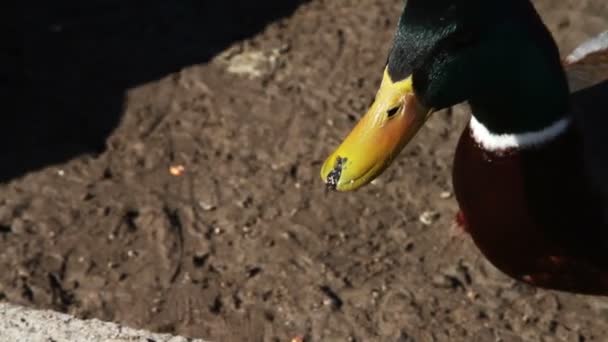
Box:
[320,286,343,310]
[432,274,461,289]
[432,274,452,288]
[198,201,216,211]
[169,165,186,176]
[11,218,26,235]
[440,191,452,199]
[419,211,440,225]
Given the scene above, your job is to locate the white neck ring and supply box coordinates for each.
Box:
[469,115,571,152]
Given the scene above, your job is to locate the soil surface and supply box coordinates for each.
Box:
[3,1,608,341]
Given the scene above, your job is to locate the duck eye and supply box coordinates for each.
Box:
[387,106,400,118]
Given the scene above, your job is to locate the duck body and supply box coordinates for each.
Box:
[453,117,608,294]
[320,0,608,296]
[451,35,608,294]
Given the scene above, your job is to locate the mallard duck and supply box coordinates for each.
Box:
[320,0,608,295]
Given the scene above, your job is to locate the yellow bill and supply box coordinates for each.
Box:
[321,67,435,191]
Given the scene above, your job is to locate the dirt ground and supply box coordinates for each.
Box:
[3,1,608,341]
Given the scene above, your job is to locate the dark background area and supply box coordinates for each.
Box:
[1,1,307,182]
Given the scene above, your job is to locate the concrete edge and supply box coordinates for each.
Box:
[0,302,209,342]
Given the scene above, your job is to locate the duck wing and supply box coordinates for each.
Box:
[564,31,608,221]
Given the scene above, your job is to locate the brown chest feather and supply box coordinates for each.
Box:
[453,125,608,295]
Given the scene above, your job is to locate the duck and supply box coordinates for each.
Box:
[320,0,608,296]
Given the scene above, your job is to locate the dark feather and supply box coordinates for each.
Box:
[566,32,608,225]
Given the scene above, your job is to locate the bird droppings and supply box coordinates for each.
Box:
[325,157,346,191]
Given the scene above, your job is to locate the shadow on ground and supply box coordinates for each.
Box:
[1,0,307,182]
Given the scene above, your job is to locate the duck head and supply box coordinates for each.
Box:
[320,0,569,191]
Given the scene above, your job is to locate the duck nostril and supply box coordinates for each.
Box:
[387,106,400,118]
